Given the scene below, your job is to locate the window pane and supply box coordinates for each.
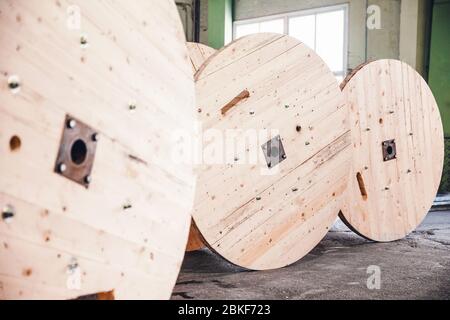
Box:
[235,23,259,39]
[316,10,345,73]
[288,15,315,50]
[260,19,284,34]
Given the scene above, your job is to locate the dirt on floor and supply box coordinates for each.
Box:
[172,211,450,300]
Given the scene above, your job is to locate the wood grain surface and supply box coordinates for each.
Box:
[185,43,216,252]
[0,0,196,299]
[193,33,351,270]
[340,60,444,242]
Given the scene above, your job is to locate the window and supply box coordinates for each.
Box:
[233,5,348,81]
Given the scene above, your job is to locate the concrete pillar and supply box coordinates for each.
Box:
[399,0,430,76]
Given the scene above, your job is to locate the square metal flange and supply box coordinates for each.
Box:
[54,115,98,188]
[261,135,287,169]
[382,139,396,162]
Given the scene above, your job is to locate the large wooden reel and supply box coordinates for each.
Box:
[340,60,444,242]
[193,33,351,270]
[185,43,216,252]
[188,42,217,75]
[0,0,196,299]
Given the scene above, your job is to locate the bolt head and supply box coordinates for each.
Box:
[58,163,67,173]
[84,175,92,184]
[92,133,99,142]
[67,119,77,129]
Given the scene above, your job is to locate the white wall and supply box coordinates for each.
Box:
[234,0,430,74]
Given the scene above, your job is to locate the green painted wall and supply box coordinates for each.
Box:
[208,0,233,49]
[429,0,450,193]
[429,0,450,135]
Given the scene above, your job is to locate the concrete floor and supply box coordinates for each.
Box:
[172,211,450,300]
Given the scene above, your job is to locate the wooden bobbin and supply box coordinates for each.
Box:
[340,60,444,242]
[186,43,216,252]
[188,42,217,75]
[0,0,196,299]
[193,33,351,270]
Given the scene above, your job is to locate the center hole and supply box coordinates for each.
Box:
[71,139,88,165]
[387,145,394,155]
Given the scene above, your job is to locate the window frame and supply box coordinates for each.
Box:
[233,4,349,78]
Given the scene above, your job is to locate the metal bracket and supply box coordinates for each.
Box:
[261,135,287,169]
[382,139,396,162]
[54,115,98,188]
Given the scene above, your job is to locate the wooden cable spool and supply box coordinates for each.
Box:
[188,42,217,75]
[0,0,196,299]
[193,33,351,270]
[340,60,444,242]
[185,43,216,252]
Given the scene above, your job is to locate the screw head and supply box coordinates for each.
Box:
[8,75,21,94]
[2,205,15,223]
[84,175,92,184]
[92,133,99,142]
[67,119,77,129]
[58,163,67,173]
[80,35,89,48]
[9,81,19,90]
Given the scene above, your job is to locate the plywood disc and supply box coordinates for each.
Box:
[186,43,216,252]
[193,33,351,270]
[0,0,196,299]
[340,60,444,242]
[188,42,217,75]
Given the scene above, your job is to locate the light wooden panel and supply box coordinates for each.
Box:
[340,60,444,242]
[187,42,217,75]
[193,33,351,270]
[185,42,216,252]
[0,0,196,299]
